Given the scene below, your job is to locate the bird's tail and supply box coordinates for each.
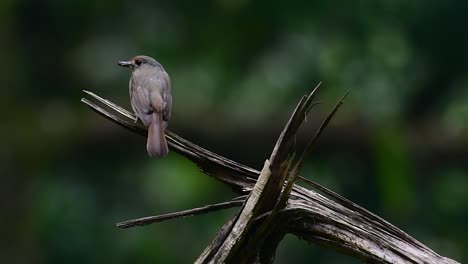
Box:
[147,112,169,158]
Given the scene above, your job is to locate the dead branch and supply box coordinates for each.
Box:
[81,88,459,264]
[117,198,244,229]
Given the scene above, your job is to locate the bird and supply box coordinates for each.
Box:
[118,55,172,158]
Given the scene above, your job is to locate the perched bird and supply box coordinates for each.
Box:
[118,55,172,157]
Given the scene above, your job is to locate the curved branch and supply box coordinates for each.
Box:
[81,90,459,264]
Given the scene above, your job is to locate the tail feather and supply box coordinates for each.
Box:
[147,112,169,158]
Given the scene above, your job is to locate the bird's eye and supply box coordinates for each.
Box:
[135,59,142,66]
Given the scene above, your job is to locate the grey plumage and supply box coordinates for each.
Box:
[118,55,172,157]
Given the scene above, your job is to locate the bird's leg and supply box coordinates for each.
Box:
[133,115,139,124]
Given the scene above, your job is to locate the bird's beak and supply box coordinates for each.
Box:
[118,60,132,67]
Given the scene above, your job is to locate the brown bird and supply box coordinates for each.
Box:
[118,55,172,157]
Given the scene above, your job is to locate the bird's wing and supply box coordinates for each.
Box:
[130,76,153,126]
[162,72,172,122]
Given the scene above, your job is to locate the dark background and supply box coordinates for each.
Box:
[2,1,467,263]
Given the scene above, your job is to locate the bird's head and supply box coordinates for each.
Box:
[118,55,161,71]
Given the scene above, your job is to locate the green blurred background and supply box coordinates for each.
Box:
[1,0,467,263]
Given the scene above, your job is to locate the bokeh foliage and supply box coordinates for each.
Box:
[1,0,467,263]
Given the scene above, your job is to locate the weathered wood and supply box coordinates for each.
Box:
[82,90,459,264]
[198,159,273,264]
[116,199,244,229]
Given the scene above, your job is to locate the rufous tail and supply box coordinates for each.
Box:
[147,112,168,158]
